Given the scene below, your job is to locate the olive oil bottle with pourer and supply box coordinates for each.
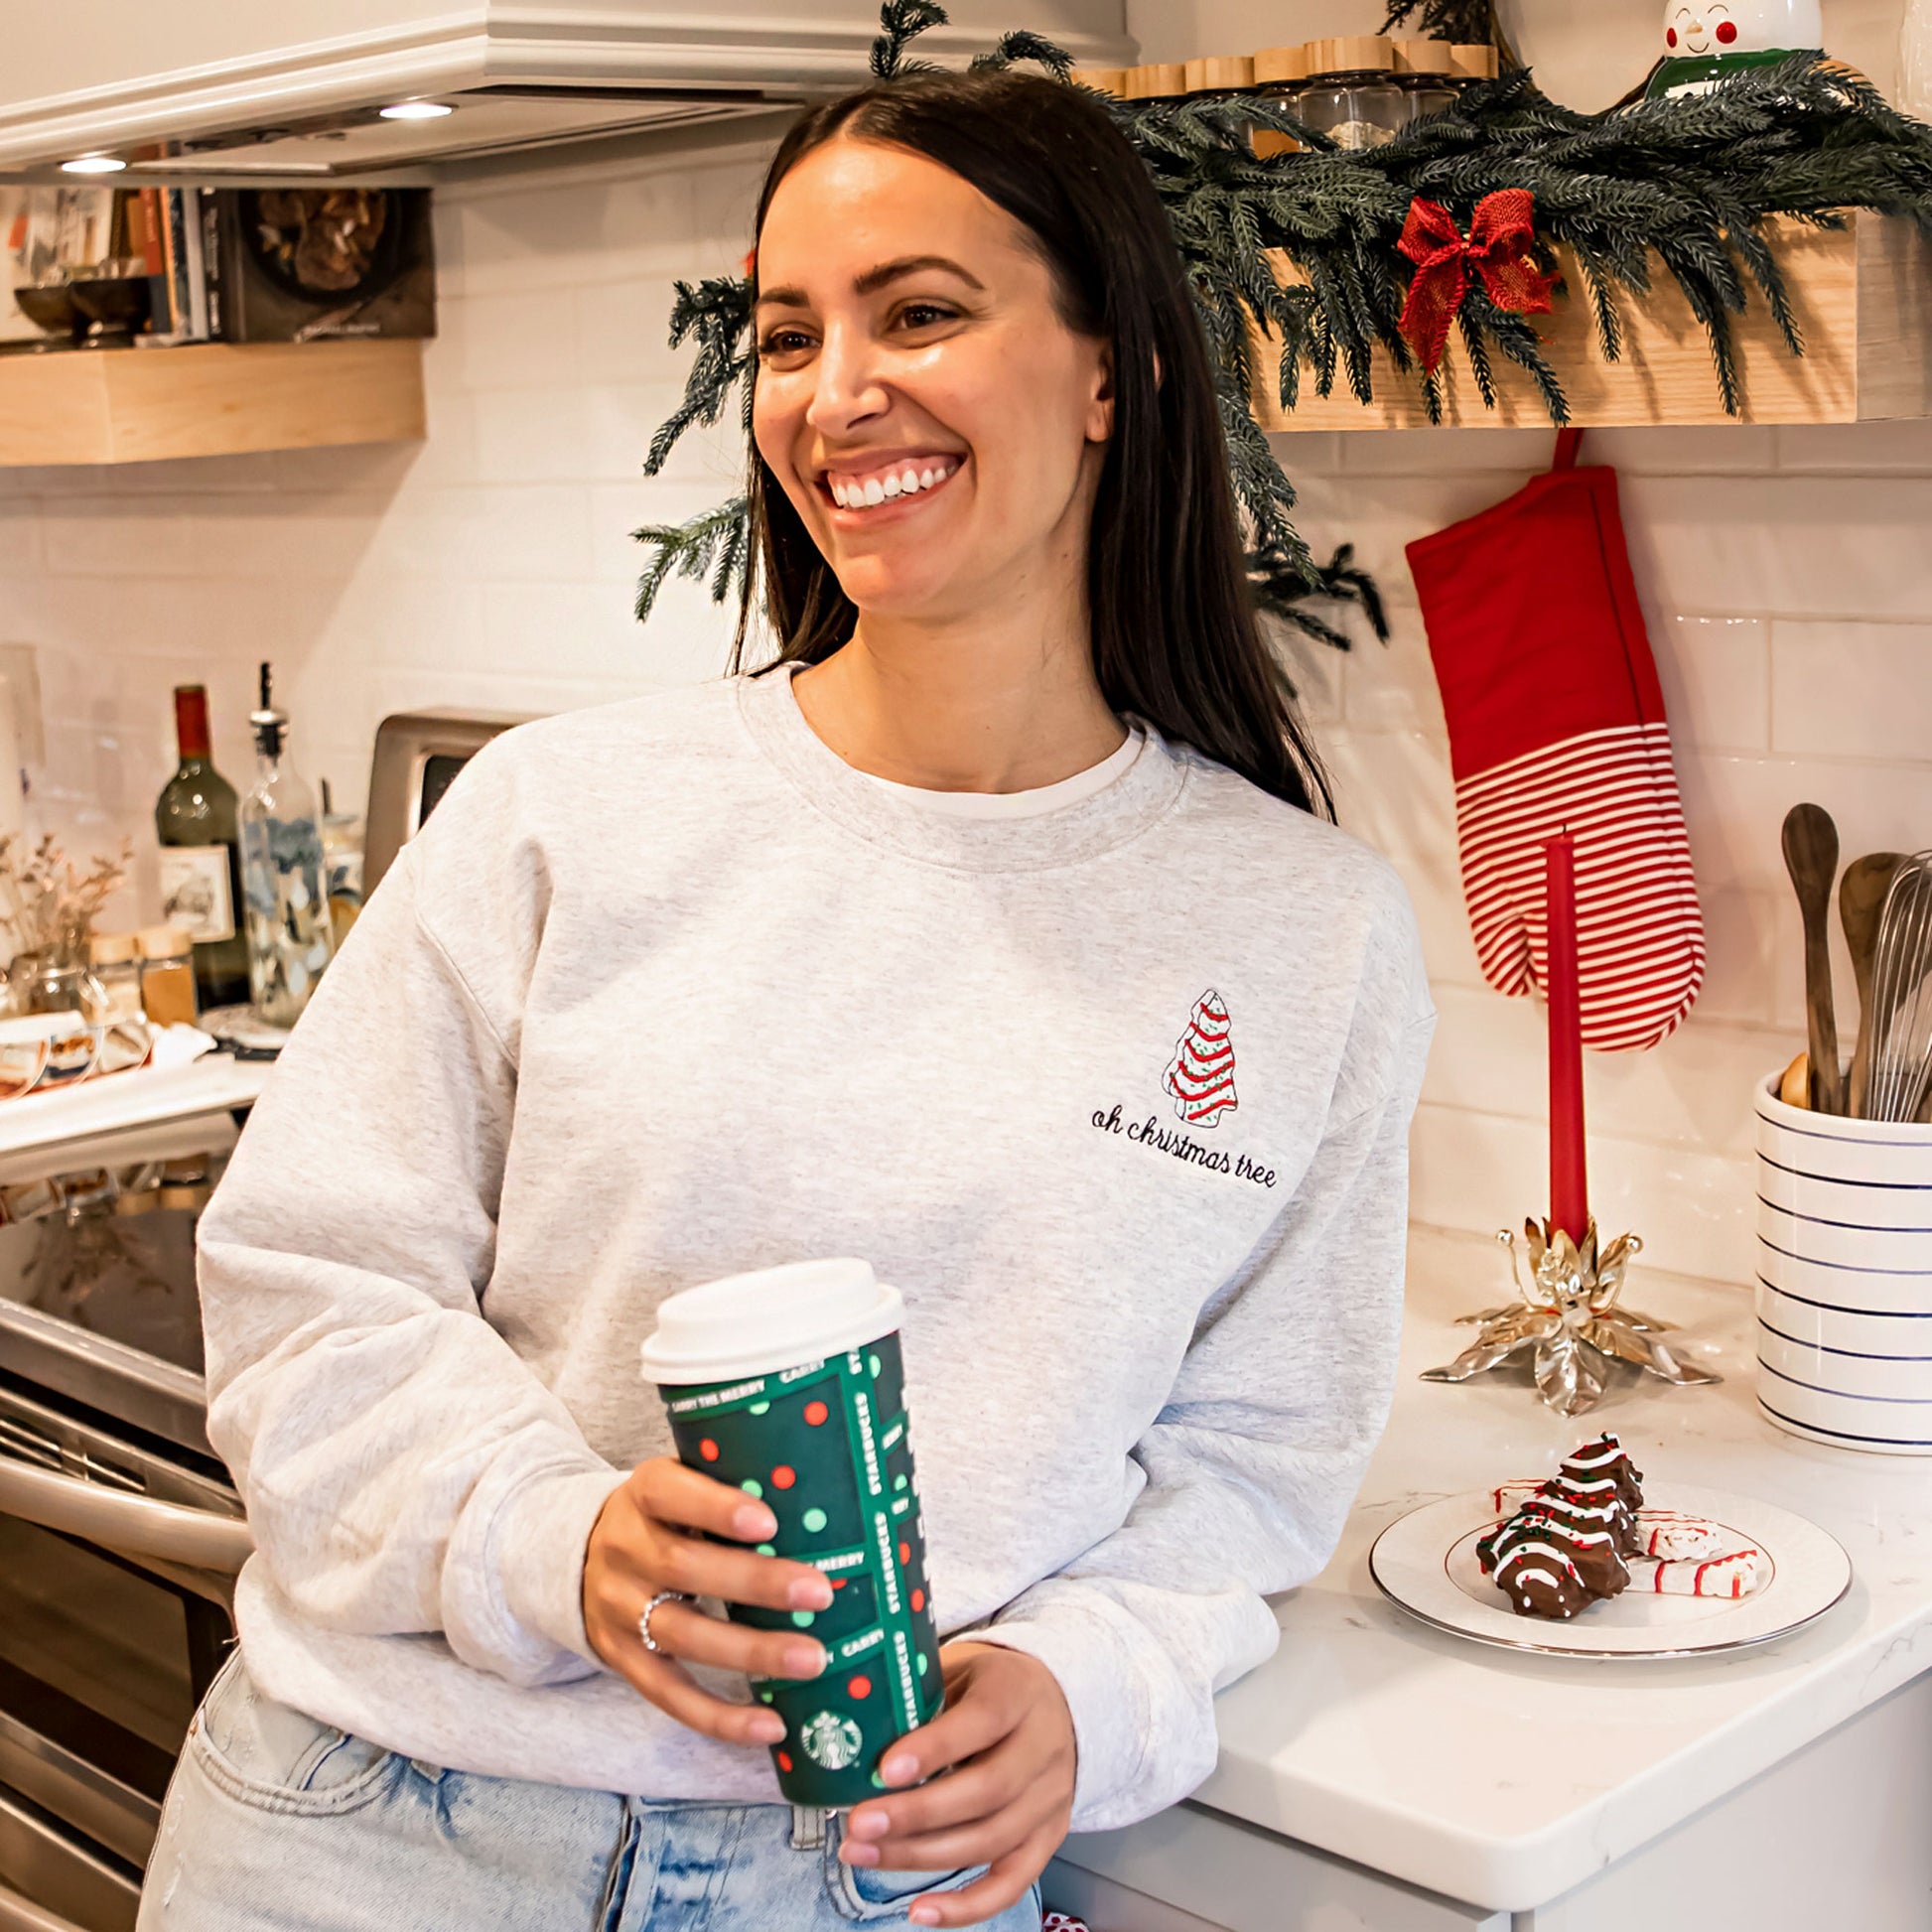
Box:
[239,663,333,1028]
[154,684,250,1010]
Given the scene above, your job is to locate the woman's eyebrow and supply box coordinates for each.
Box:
[754,254,986,310]
[853,254,985,295]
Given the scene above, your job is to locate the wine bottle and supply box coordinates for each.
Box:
[155,684,249,1011]
[240,662,333,1029]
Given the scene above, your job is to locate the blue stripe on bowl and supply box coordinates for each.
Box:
[1757,1356,1932,1404]
[1757,1316,1932,1362]
[1755,1276,1932,1316]
[1754,1101,1932,1151]
[1758,1151,1932,1192]
[1758,1396,1932,1449]
[1756,1193,1932,1234]
[1757,1233,1932,1278]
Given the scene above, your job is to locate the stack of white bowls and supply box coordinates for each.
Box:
[1755,1073,1932,1453]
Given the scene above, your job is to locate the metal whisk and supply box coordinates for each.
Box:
[1863,849,1932,1124]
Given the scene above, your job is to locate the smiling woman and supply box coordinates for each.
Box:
[146,54,1432,1932]
[740,70,1333,812]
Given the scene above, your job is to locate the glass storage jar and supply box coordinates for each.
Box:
[1300,37,1406,149]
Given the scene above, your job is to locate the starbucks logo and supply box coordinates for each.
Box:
[801,1711,863,1770]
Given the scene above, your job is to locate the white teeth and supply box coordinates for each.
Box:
[827,461,957,509]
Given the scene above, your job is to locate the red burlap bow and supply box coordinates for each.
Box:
[1396,189,1556,373]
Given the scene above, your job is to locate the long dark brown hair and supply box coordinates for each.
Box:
[739,69,1332,819]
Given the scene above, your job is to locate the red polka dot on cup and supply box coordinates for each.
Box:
[771,1465,795,1489]
[804,1400,829,1426]
[699,1439,719,1461]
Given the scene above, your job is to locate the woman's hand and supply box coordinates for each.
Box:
[838,1642,1076,1928]
[582,1456,835,1745]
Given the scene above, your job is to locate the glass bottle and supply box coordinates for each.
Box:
[1393,40,1458,122]
[1251,44,1311,157]
[239,663,333,1030]
[155,683,250,1012]
[89,932,146,1026]
[1300,37,1407,149]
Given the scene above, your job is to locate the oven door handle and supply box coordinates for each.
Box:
[0,1454,251,1573]
[0,1878,92,1932]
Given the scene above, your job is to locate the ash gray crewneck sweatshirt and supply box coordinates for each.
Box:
[197,665,1434,1834]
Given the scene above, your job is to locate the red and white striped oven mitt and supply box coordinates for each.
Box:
[1404,431,1705,1051]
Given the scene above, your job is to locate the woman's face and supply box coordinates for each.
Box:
[752,136,1115,625]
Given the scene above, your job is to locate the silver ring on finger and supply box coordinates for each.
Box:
[638,1588,689,1655]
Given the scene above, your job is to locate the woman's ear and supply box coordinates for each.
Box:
[1086,339,1117,444]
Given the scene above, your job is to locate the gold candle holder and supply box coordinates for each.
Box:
[1421,1217,1721,1417]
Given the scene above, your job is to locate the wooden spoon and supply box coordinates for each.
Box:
[1782,803,1844,1114]
[1841,850,1904,1118]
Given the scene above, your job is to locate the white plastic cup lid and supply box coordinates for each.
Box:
[638,1258,903,1388]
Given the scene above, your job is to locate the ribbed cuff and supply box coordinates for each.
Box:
[967,1607,1149,1833]
[491,1464,629,1675]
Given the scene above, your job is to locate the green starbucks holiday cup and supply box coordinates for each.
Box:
[638,1258,944,1808]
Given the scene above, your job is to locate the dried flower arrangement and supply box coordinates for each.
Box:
[0,833,132,964]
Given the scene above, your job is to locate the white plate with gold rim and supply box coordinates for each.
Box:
[1369,1483,1852,1658]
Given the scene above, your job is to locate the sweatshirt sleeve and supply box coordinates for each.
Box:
[197,759,625,1689]
[972,998,1434,1833]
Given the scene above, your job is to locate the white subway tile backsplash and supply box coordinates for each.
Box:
[0,140,1926,1294]
[1622,475,1932,619]
[1775,419,1932,473]
[1653,615,1770,754]
[1771,620,1932,763]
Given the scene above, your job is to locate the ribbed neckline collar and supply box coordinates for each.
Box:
[735,661,1189,874]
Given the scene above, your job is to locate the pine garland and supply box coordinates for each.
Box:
[636,7,1932,656]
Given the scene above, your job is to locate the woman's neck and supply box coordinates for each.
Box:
[790,602,1126,796]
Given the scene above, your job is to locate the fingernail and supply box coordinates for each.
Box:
[840,1841,880,1866]
[782,1642,825,1677]
[751,1715,786,1743]
[909,1909,941,1926]
[881,1752,916,1784]
[789,1577,833,1609]
[734,1504,776,1538]
[848,1810,889,1840]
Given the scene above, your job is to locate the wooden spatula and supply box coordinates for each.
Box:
[1842,851,1904,1118]
[1782,803,1844,1114]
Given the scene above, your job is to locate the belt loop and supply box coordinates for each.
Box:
[789,1803,826,1851]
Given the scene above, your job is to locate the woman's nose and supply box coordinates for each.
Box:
[805,323,889,435]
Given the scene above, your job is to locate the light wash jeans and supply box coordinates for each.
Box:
[138,1652,1043,1931]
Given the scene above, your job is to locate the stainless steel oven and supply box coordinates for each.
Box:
[0,1110,251,1932]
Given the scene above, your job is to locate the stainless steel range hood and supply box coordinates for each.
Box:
[0,2,1135,180]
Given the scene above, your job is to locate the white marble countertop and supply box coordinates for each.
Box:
[1188,1223,1932,1913]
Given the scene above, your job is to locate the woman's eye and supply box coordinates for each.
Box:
[758,328,815,360]
[895,302,957,332]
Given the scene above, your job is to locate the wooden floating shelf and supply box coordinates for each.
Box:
[1254,211,1932,430]
[0,336,426,466]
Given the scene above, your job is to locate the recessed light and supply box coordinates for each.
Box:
[61,155,127,174]
[378,100,455,120]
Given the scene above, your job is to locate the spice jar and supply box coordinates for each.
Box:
[1183,55,1255,95]
[137,925,200,1028]
[1251,44,1311,157]
[88,933,145,1027]
[1393,40,1458,121]
[1449,43,1500,86]
[1301,37,1407,149]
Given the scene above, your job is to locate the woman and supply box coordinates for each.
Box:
[144,69,1433,1932]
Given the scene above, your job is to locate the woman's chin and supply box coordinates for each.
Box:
[827,565,970,622]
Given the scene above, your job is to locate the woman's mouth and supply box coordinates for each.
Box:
[819,456,962,512]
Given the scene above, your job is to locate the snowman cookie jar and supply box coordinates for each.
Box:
[1645,0,1824,97]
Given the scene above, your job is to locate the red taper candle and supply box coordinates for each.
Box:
[1545,831,1589,1244]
